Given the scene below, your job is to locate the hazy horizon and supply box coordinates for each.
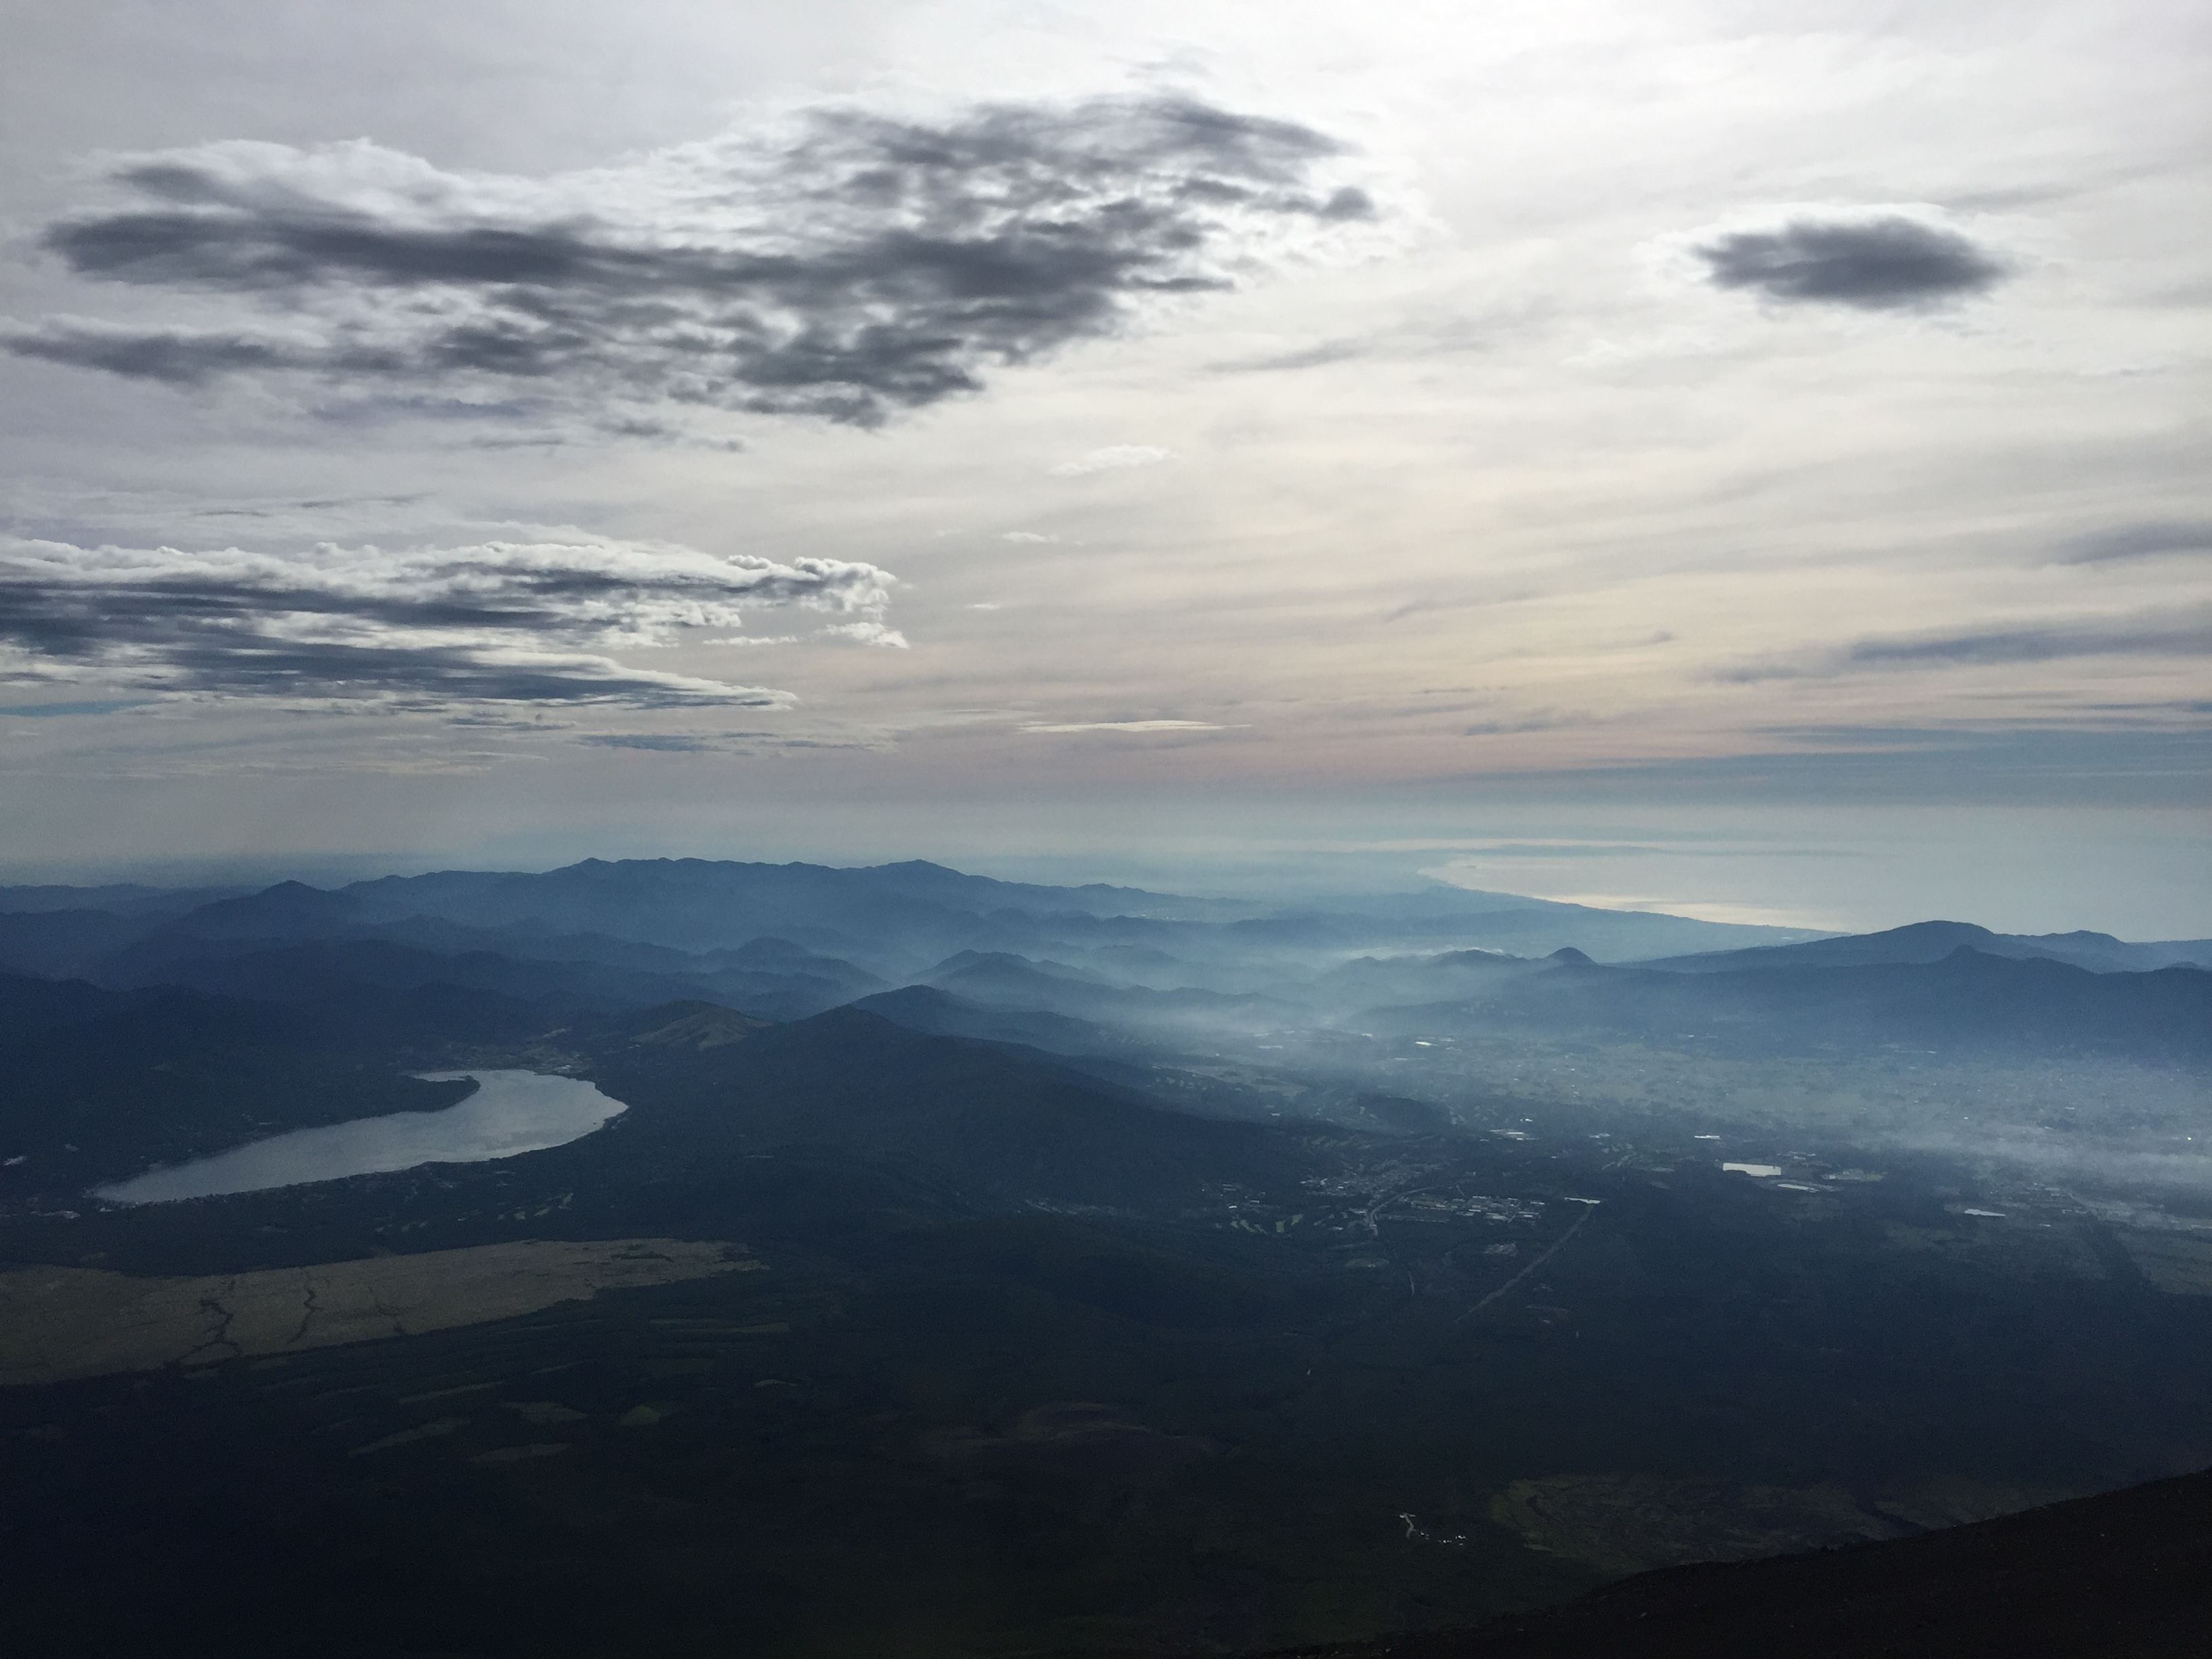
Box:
[5,800,2210,939]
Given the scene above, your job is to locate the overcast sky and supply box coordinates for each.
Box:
[1,0,2205,933]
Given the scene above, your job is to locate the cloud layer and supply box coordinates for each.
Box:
[0,536,896,706]
[11,97,1373,428]
[1021,718,1235,733]
[2062,522,2212,565]
[1695,213,2010,310]
[1717,606,2212,682]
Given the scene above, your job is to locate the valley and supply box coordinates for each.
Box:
[2,858,2208,1656]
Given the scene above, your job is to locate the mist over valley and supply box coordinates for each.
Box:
[3,856,2208,1656]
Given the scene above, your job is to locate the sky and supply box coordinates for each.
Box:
[0,0,2205,935]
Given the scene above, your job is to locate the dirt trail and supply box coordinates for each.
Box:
[1462,1202,1598,1321]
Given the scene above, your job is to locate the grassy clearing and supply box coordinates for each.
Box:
[0,1238,757,1385]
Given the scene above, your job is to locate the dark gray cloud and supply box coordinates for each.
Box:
[2062,521,2212,564]
[0,536,899,707]
[1444,726,2212,808]
[579,733,717,752]
[1717,607,2212,682]
[1696,214,2010,310]
[9,98,1373,427]
[1843,611,2211,668]
[5,320,314,386]
[1458,712,1597,737]
[0,697,152,717]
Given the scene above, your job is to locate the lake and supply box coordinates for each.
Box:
[94,1071,626,1205]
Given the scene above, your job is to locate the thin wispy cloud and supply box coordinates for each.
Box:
[577,732,718,752]
[1843,612,2212,669]
[1692,211,2011,310]
[816,620,909,647]
[1050,445,1172,475]
[1021,718,1240,733]
[0,697,153,717]
[1207,337,1372,373]
[1459,712,1600,737]
[9,97,1376,429]
[0,535,898,707]
[1717,607,2212,682]
[579,728,882,754]
[2060,522,2212,565]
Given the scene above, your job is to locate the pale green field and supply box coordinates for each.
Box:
[0,1238,758,1386]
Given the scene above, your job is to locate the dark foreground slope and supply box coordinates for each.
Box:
[1267,1467,2212,1659]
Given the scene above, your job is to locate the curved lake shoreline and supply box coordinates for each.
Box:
[94,1070,628,1205]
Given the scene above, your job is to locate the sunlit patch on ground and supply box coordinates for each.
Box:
[1489,1473,1909,1576]
[0,1238,758,1385]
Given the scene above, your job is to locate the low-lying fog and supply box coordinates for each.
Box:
[94,1071,624,1204]
[1136,1018,2212,1202]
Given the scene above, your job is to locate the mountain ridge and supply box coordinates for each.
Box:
[1636,918,2212,975]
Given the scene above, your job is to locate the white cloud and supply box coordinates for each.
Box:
[1049,444,1173,475]
[1020,718,1242,733]
[817,620,909,648]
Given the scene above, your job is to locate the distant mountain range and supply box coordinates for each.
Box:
[1635,918,2212,975]
[1,853,2206,1206]
[0,858,1841,1034]
[1,858,1828,988]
